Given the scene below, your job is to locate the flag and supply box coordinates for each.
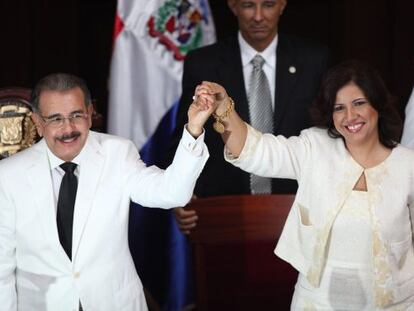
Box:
[108,0,215,309]
[401,87,414,148]
[108,0,215,149]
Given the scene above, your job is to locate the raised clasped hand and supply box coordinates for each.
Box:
[196,81,229,113]
[187,81,228,137]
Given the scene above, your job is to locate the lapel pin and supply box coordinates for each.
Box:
[289,66,296,74]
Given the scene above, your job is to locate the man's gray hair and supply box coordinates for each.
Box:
[31,73,91,112]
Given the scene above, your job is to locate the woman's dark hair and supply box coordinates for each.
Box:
[310,60,402,148]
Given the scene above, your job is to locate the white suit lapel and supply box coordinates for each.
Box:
[72,132,105,262]
[27,139,70,263]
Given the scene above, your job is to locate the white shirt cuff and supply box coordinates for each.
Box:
[181,124,206,157]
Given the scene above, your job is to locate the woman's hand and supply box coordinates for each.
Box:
[196,82,247,156]
[197,81,230,115]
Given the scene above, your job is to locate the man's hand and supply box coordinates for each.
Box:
[173,207,198,235]
[187,85,216,137]
[187,81,230,137]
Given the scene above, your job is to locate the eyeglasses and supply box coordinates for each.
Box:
[40,112,89,128]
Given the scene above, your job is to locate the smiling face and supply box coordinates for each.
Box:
[332,82,380,148]
[228,0,286,51]
[32,87,93,161]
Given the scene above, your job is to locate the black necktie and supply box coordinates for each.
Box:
[57,162,78,260]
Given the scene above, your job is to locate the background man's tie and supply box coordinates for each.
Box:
[57,162,78,260]
[248,54,273,194]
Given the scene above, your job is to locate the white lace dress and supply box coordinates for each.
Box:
[291,191,414,310]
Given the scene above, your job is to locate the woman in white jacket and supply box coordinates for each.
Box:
[193,60,414,310]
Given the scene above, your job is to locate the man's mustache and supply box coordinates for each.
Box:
[56,131,81,141]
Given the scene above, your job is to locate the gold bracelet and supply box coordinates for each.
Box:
[212,97,234,133]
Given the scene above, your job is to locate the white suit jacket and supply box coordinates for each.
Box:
[0,130,209,311]
[227,125,414,307]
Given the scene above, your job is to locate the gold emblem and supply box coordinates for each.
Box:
[0,103,38,159]
[0,116,24,144]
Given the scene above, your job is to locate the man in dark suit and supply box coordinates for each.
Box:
[171,0,330,233]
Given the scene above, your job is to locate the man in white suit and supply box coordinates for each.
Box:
[0,73,210,311]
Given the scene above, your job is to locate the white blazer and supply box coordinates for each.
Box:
[227,125,414,307]
[0,130,208,311]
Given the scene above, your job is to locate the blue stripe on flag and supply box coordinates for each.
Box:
[165,212,194,310]
[129,102,194,310]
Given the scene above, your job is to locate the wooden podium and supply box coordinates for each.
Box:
[188,194,298,310]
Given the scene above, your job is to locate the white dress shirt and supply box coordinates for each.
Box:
[47,146,82,211]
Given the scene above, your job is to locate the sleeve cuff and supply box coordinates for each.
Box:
[181,124,206,157]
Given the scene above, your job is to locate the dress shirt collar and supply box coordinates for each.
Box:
[238,31,278,69]
[46,142,83,171]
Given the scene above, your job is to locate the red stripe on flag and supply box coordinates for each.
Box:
[113,13,124,40]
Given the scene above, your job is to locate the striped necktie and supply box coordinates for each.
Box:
[248,54,273,194]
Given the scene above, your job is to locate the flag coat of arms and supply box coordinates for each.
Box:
[108,0,215,150]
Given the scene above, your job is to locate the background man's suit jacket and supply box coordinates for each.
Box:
[169,34,330,197]
[0,130,208,311]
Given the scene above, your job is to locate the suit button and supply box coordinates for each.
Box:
[73,272,80,279]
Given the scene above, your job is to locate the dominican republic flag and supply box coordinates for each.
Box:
[108,0,215,310]
[402,87,414,149]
